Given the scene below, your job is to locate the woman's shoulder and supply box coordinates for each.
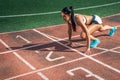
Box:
[75,13,82,17]
[75,14,84,19]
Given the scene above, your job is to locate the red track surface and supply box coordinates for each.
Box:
[0,14,120,80]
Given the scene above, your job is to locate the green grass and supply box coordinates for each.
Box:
[75,4,120,17]
[0,0,120,33]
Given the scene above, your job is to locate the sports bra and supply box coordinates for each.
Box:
[74,14,87,24]
[83,16,87,24]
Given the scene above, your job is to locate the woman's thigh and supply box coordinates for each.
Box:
[87,24,102,34]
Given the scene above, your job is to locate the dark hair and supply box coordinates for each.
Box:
[62,6,76,31]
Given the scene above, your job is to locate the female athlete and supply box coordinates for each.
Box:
[61,6,117,54]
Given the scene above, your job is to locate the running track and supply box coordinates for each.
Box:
[0,14,120,80]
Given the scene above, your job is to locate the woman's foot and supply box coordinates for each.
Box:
[109,26,117,36]
[90,39,100,48]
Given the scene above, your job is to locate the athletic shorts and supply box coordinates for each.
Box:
[92,15,102,24]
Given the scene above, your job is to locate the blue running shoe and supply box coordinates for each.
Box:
[90,39,100,48]
[109,26,117,36]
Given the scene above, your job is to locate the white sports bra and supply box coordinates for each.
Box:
[74,14,87,24]
[83,16,87,24]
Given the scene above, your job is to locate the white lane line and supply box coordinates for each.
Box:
[33,29,120,73]
[36,73,49,80]
[0,39,48,80]
[35,50,40,53]
[96,47,120,53]
[0,1,120,18]
[0,11,60,18]
[16,35,31,43]
[75,1,120,11]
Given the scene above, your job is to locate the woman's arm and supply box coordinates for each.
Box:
[67,22,72,46]
[77,15,91,52]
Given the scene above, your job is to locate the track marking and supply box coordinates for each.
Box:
[4,50,109,80]
[33,29,120,73]
[46,51,65,62]
[66,67,104,80]
[36,72,49,80]
[35,50,40,53]
[16,35,31,43]
[35,48,65,62]
[2,15,120,80]
[0,1,120,18]
[4,42,115,80]
[0,39,49,80]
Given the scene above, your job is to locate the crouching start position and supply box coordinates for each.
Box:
[61,6,117,54]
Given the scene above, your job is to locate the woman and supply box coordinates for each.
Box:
[61,6,117,54]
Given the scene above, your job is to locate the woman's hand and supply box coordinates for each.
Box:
[66,40,72,46]
[85,48,91,55]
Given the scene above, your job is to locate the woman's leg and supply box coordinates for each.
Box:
[99,25,117,36]
[87,24,101,40]
[86,24,117,36]
[81,24,101,40]
[81,32,98,41]
[100,25,113,31]
[81,24,117,48]
[88,24,101,48]
[81,24,101,48]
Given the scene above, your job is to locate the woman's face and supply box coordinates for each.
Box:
[62,12,71,22]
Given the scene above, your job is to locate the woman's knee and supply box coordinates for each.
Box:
[81,32,86,39]
[99,25,106,31]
